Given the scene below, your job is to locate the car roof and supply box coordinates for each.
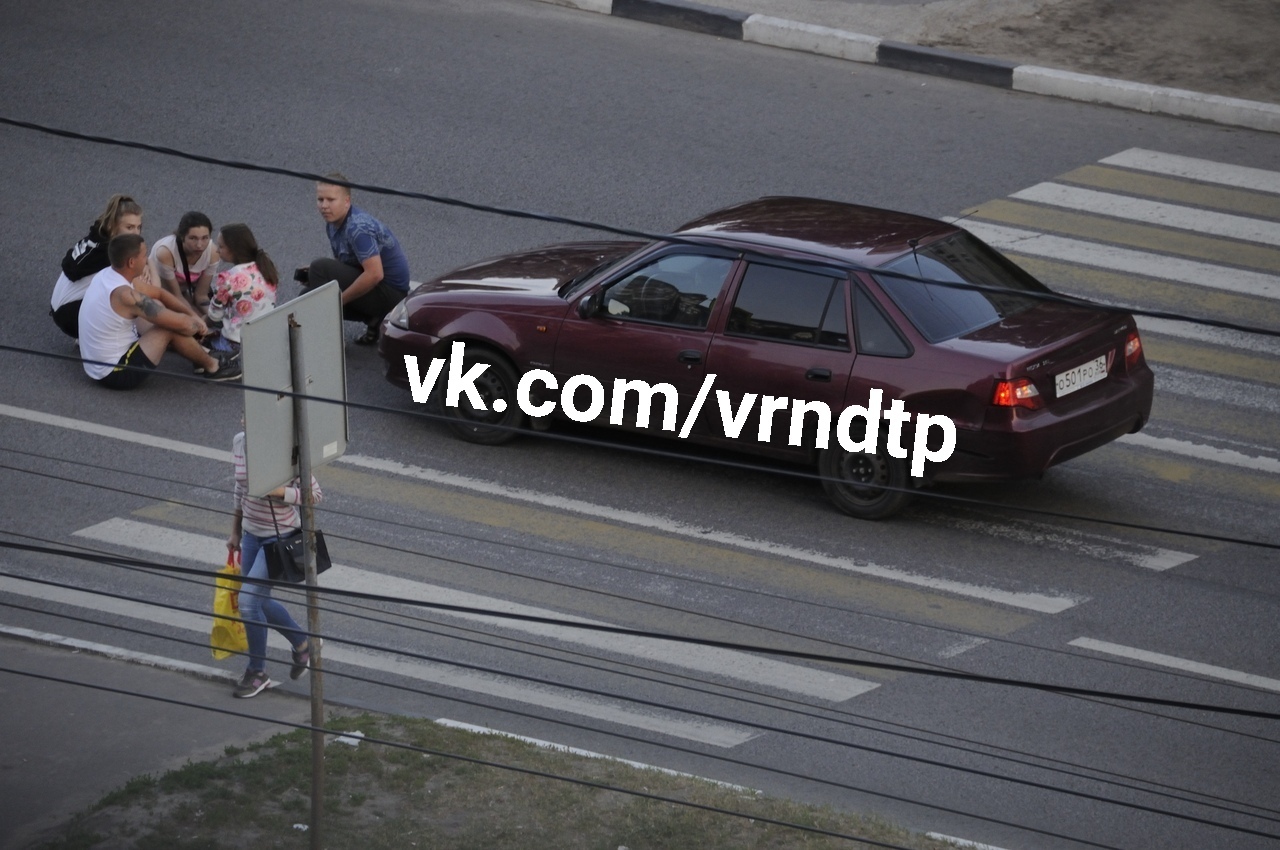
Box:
[673,196,959,269]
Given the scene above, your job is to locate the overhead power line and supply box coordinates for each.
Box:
[2,541,1278,722]
[1,114,1277,340]
[0,664,925,850]
[1,346,1277,554]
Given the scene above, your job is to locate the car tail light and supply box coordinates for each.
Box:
[992,378,1043,410]
[1124,331,1143,370]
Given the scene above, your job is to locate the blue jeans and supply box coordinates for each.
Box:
[240,531,307,673]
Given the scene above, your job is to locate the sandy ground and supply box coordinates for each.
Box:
[926,0,1280,103]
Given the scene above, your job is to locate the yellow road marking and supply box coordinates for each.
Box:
[137,468,1035,637]
[1008,255,1280,329]
[969,200,1280,272]
[1058,165,1280,220]
[1142,335,1280,386]
[1106,449,1280,501]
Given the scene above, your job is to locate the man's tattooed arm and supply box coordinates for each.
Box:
[133,291,163,319]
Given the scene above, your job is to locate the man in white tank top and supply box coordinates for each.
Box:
[79,234,241,389]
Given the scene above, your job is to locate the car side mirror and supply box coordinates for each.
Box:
[577,291,602,319]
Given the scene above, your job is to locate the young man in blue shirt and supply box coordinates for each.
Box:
[301,174,411,344]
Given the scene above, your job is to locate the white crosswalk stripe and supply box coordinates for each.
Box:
[962,221,1280,301]
[0,572,756,746]
[72,517,881,703]
[964,147,1280,505]
[1010,182,1280,246]
[1100,148,1280,195]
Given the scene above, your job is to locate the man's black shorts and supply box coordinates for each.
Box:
[97,341,157,390]
[50,302,80,339]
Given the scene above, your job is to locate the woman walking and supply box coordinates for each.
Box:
[227,428,320,698]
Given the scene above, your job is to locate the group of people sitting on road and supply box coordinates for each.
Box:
[50,175,412,391]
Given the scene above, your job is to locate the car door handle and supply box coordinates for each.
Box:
[678,350,703,364]
[806,368,832,382]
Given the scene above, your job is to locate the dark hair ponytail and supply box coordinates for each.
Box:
[219,223,278,285]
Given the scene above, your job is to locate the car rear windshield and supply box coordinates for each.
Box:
[872,232,1046,343]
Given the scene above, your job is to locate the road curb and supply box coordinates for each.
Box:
[533,0,1280,134]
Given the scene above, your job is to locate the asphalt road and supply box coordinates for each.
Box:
[2,2,1279,849]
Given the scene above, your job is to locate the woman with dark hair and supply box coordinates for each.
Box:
[207,223,279,356]
[151,211,217,310]
[50,194,144,339]
[226,421,320,698]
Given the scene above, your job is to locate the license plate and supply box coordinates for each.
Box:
[1055,355,1109,398]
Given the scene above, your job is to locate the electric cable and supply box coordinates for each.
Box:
[8,442,1278,718]
[17,453,1264,705]
[0,663,922,850]
[9,517,1280,824]
[2,343,1278,553]
[1,114,1276,341]
[6,580,1277,834]
[2,541,1278,723]
[3,101,1276,850]
[5,597,1264,847]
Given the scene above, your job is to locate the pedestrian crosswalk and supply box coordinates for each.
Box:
[957,147,1280,498]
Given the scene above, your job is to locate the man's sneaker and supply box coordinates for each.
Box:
[233,669,271,699]
[208,351,242,382]
[290,638,319,680]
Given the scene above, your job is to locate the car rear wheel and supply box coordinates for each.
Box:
[440,348,526,446]
[819,443,911,520]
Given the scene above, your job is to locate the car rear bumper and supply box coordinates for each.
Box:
[931,366,1154,483]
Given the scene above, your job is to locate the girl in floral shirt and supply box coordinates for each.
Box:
[208,223,279,354]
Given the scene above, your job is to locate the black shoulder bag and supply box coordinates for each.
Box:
[266,503,331,583]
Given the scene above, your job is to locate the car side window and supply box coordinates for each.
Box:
[602,254,733,329]
[726,263,848,349]
[854,285,911,357]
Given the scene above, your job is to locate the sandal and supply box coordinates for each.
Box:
[355,324,380,346]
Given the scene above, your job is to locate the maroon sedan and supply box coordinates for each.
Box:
[379,197,1153,519]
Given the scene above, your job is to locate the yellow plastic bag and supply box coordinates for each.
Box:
[211,553,248,660]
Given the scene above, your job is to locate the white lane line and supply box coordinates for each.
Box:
[963,221,1280,301]
[1101,149,1280,196]
[926,834,1011,850]
[1069,637,1280,693]
[1155,366,1280,416]
[925,515,1196,571]
[434,719,755,790]
[936,636,989,659]
[0,403,1083,614]
[341,455,1083,615]
[0,403,231,462]
[1011,182,1280,246]
[1119,433,1280,476]
[0,571,755,747]
[74,518,879,702]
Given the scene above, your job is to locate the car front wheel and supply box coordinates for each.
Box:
[818,443,911,520]
[439,348,526,445]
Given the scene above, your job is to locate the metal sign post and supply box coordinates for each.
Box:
[240,282,347,850]
[288,317,325,850]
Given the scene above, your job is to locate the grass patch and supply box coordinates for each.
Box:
[34,713,962,849]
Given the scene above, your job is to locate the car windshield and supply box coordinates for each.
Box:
[872,232,1045,343]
